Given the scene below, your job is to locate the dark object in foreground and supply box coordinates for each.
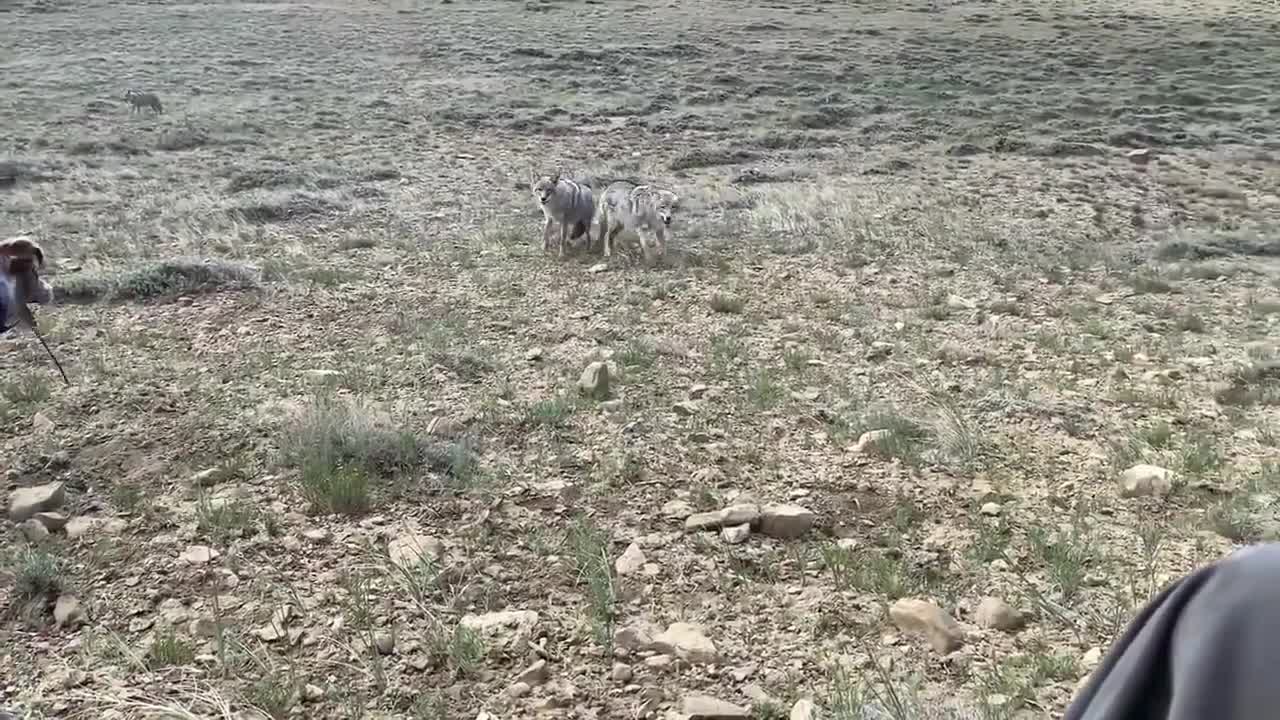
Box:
[1065,543,1280,720]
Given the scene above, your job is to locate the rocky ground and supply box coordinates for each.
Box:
[3,0,1280,718]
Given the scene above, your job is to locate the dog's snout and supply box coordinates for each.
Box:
[662,215,672,225]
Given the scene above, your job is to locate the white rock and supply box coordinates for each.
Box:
[889,598,964,653]
[615,543,646,576]
[721,523,751,544]
[974,596,1024,632]
[757,503,816,538]
[1119,464,1173,498]
[578,362,610,400]
[388,533,443,568]
[8,482,66,522]
[853,429,892,453]
[652,622,717,664]
[179,545,220,565]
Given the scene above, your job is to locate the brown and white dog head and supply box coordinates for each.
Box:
[0,236,53,332]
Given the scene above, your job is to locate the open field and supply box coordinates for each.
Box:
[4,0,1280,717]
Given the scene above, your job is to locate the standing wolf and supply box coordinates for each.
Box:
[531,172,595,258]
[594,181,679,262]
[124,88,163,114]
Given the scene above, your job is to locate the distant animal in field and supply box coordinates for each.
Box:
[594,181,680,263]
[530,171,595,258]
[0,236,54,335]
[124,88,163,114]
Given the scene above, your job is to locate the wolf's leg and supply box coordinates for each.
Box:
[542,216,554,252]
[605,223,624,258]
[558,221,568,259]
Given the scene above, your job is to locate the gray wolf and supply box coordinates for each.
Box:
[594,181,679,262]
[531,171,595,258]
[124,88,163,114]
[0,236,53,334]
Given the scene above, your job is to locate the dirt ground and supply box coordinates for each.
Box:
[3,0,1280,717]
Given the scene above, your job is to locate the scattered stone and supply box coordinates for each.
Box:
[302,684,325,702]
[743,684,773,704]
[1082,646,1103,670]
[615,543,647,576]
[790,699,817,720]
[1126,148,1154,165]
[372,631,395,655]
[388,533,444,568]
[253,605,293,642]
[721,523,751,544]
[588,263,608,274]
[974,596,1024,632]
[515,659,549,687]
[190,468,223,488]
[179,545,220,565]
[946,294,976,310]
[757,503,816,539]
[681,694,750,719]
[685,503,760,532]
[303,369,342,385]
[673,400,703,416]
[613,622,657,650]
[19,519,50,542]
[578,361,611,400]
[662,499,695,519]
[980,502,1002,517]
[53,595,86,629]
[1120,464,1173,498]
[652,622,717,664]
[610,662,633,682]
[32,512,68,531]
[459,609,539,652]
[853,429,892,454]
[525,347,543,361]
[507,681,532,698]
[889,598,964,653]
[301,528,331,545]
[426,416,466,438]
[8,482,66,522]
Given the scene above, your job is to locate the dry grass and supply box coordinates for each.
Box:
[3,0,1280,717]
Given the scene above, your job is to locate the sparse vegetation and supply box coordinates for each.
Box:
[4,0,1278,717]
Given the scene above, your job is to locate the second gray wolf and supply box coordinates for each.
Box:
[594,181,679,262]
[124,88,163,113]
[531,172,595,258]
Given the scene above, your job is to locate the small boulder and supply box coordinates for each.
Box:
[179,545,220,565]
[372,631,395,655]
[889,598,964,653]
[790,699,817,720]
[19,519,50,542]
[8,482,66,522]
[1119,464,1173,498]
[681,694,750,719]
[515,659,549,687]
[685,503,760,532]
[974,596,1024,632]
[32,512,69,531]
[757,503,815,539]
[853,429,892,454]
[388,533,443,568]
[652,622,717,664]
[53,595,86,629]
[615,543,646,576]
[721,523,751,545]
[578,362,611,400]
